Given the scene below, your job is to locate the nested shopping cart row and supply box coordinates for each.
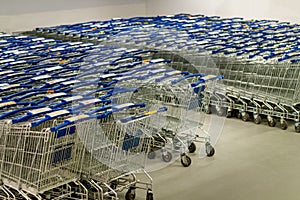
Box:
[34,13,300,63]
[0,33,223,199]
[203,85,300,132]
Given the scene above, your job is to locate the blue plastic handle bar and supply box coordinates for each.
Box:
[0,105,44,120]
[12,107,62,124]
[191,75,224,87]
[51,96,94,109]
[109,55,142,66]
[119,107,168,123]
[171,73,206,85]
[155,71,190,82]
[108,87,138,95]
[31,93,70,106]
[83,86,114,96]
[88,105,112,114]
[31,110,71,127]
[50,114,96,132]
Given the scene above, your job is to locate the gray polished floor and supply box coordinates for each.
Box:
[134,117,300,200]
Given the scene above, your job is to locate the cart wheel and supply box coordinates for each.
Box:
[162,151,172,162]
[217,108,225,116]
[242,113,250,122]
[295,125,300,133]
[268,119,276,127]
[148,150,156,159]
[146,189,154,200]
[206,142,215,157]
[125,187,136,200]
[205,107,212,114]
[226,111,232,118]
[237,112,242,119]
[280,120,288,130]
[254,115,262,124]
[180,154,192,167]
[188,142,196,153]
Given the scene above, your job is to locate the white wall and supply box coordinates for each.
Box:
[0,0,146,33]
[146,0,300,23]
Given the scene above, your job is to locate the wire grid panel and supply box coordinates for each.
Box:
[76,111,159,183]
[216,56,300,103]
[0,119,83,195]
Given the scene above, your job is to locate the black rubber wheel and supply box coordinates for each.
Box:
[226,111,232,118]
[242,113,250,122]
[205,107,212,114]
[280,120,288,130]
[237,112,242,119]
[268,119,276,127]
[188,142,196,153]
[295,125,300,133]
[146,189,154,200]
[254,115,262,124]
[180,155,192,167]
[125,188,136,200]
[217,108,225,116]
[162,151,172,162]
[148,150,156,159]
[206,143,215,157]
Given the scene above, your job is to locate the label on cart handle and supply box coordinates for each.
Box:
[45,92,67,99]
[31,75,51,81]
[45,66,63,72]
[62,95,83,102]
[65,114,90,123]
[6,72,25,77]
[0,84,20,90]
[0,70,14,76]
[113,103,134,110]
[46,110,70,118]
[60,80,80,86]
[201,75,218,81]
[80,99,101,105]
[46,78,67,85]
[0,59,15,64]
[28,107,52,115]
[99,74,117,79]
[0,101,16,108]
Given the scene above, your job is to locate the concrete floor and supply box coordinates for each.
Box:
[135,117,300,200]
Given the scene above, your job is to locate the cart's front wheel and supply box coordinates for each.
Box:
[162,151,172,162]
[125,187,136,200]
[180,154,192,167]
[242,113,250,122]
[188,142,196,153]
[268,118,276,127]
[254,115,262,124]
[226,111,232,118]
[146,189,154,200]
[206,142,215,157]
[205,107,212,114]
[295,125,300,133]
[148,150,156,159]
[280,120,288,130]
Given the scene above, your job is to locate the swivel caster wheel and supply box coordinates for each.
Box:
[188,142,196,153]
[148,150,156,159]
[205,142,215,157]
[268,119,276,127]
[295,125,300,133]
[280,120,288,130]
[226,111,232,118]
[180,153,192,167]
[242,113,250,122]
[125,187,136,200]
[254,115,262,124]
[146,189,154,200]
[162,151,172,162]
